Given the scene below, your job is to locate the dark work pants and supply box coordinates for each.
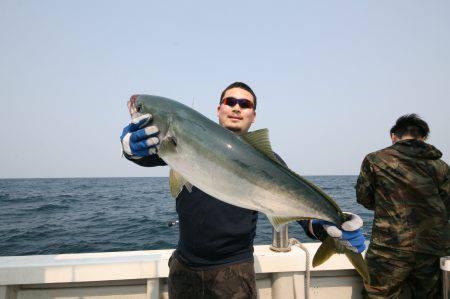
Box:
[168,254,257,299]
[363,244,442,299]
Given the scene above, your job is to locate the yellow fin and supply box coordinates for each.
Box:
[267,216,314,231]
[313,236,338,267]
[242,129,282,166]
[268,216,301,231]
[169,169,192,198]
[313,236,370,283]
[345,248,371,284]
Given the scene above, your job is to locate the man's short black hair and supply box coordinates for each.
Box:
[219,82,257,110]
[390,114,430,139]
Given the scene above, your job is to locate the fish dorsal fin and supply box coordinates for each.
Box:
[169,169,193,198]
[242,129,282,166]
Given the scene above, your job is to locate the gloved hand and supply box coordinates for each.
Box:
[120,114,160,158]
[314,212,366,253]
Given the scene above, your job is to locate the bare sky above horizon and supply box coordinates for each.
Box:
[1,0,449,178]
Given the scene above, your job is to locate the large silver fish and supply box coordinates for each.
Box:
[128,94,369,282]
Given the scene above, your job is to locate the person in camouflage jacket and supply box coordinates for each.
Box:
[356,114,449,298]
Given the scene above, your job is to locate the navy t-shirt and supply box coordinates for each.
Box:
[174,186,258,268]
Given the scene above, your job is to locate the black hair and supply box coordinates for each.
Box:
[219,82,257,110]
[390,114,430,139]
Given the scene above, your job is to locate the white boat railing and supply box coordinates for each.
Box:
[1,244,443,299]
[0,243,365,299]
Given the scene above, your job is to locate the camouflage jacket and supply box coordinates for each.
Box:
[356,139,449,256]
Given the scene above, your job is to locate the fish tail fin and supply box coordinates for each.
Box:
[344,248,370,284]
[313,236,370,284]
[312,236,335,266]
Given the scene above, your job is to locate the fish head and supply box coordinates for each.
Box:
[127,94,178,141]
[127,94,142,119]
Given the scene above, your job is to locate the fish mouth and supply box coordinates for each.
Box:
[127,94,142,119]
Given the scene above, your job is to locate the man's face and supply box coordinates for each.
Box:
[217,87,256,135]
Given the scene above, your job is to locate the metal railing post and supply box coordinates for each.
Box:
[270,224,291,252]
[442,257,449,299]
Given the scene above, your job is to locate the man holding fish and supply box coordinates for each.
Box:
[120,82,366,298]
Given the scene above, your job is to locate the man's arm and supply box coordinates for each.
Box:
[355,157,376,210]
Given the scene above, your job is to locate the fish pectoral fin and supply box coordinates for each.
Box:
[160,135,178,153]
[313,236,370,284]
[267,216,301,232]
[169,169,193,198]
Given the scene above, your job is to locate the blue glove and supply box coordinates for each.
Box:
[307,212,366,253]
[120,114,160,158]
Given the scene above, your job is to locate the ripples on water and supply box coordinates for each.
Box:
[0,177,373,256]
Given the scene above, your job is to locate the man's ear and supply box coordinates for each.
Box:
[390,133,399,144]
[252,111,256,123]
[217,106,220,118]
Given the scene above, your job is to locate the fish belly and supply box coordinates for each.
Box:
[160,143,329,222]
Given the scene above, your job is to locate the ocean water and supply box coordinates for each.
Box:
[0,177,373,256]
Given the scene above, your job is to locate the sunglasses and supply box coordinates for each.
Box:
[221,97,254,109]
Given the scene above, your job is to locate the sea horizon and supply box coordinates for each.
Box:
[0,176,371,256]
[0,174,359,180]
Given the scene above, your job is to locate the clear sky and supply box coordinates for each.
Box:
[1,0,449,178]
